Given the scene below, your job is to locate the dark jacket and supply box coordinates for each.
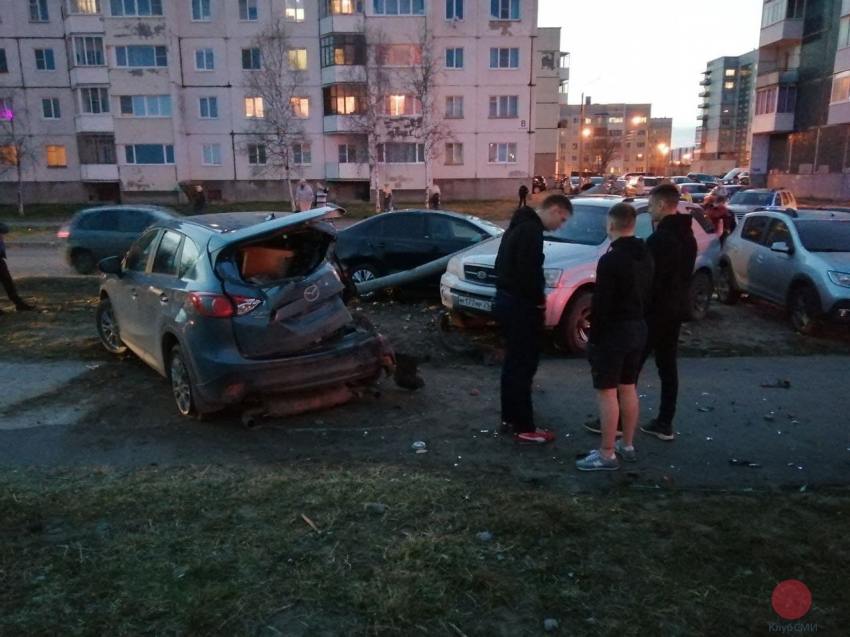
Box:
[0,222,8,259]
[518,185,529,198]
[646,213,698,323]
[589,236,654,346]
[495,206,545,305]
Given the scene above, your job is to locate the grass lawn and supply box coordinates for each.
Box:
[1,465,845,636]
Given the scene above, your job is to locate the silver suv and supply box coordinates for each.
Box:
[440,196,721,353]
[727,188,797,220]
[715,210,850,333]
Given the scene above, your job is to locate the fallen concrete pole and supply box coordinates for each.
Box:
[354,252,457,296]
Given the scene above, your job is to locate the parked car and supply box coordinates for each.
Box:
[670,176,692,185]
[532,176,548,193]
[95,207,394,417]
[721,167,750,185]
[687,172,721,187]
[58,205,176,274]
[716,209,850,334]
[727,188,797,220]
[626,176,661,196]
[335,210,504,291]
[440,196,721,353]
[679,182,711,204]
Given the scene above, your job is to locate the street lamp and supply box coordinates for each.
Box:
[581,127,592,138]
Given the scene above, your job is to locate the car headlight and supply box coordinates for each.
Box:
[828,271,850,288]
[544,268,563,288]
[446,256,462,278]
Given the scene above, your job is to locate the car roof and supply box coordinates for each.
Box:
[77,204,175,215]
[348,208,499,227]
[570,195,649,207]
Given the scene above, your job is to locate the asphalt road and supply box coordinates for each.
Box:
[6,244,82,278]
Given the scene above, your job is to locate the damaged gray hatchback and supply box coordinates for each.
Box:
[95,207,394,418]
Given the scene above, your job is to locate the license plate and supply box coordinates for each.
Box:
[456,295,493,312]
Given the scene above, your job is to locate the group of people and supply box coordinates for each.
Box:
[494,184,697,472]
[379,183,442,212]
[294,180,330,212]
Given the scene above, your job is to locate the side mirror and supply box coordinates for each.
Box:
[98,255,123,275]
[770,241,793,255]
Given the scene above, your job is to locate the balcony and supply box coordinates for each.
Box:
[74,114,114,133]
[321,65,366,86]
[80,164,119,181]
[752,111,794,134]
[759,18,803,48]
[319,13,365,35]
[323,115,360,133]
[325,162,368,180]
[70,66,109,86]
[756,67,799,89]
[63,14,104,34]
[699,78,711,86]
[559,66,570,82]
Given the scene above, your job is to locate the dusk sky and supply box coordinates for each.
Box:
[538,0,763,148]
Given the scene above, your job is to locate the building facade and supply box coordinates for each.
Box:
[694,50,757,175]
[1,0,564,205]
[533,26,568,179]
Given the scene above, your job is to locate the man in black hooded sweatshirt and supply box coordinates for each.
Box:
[639,183,697,441]
[494,194,572,444]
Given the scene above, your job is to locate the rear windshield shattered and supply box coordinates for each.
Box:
[217,228,332,285]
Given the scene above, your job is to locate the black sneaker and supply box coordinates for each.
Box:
[583,418,623,437]
[640,418,675,441]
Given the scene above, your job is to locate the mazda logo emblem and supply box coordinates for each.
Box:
[303,284,320,302]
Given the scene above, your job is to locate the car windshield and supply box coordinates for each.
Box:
[794,220,850,252]
[730,191,772,206]
[544,203,609,245]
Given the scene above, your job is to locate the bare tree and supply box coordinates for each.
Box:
[243,19,307,211]
[592,135,620,175]
[0,94,36,216]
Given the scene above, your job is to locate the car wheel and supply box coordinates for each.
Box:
[350,263,381,299]
[95,297,127,354]
[71,249,97,274]
[789,285,821,335]
[687,270,713,321]
[169,344,198,418]
[715,264,740,305]
[555,290,592,354]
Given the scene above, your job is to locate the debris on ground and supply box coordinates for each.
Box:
[364,502,387,515]
[760,378,791,389]
[543,618,560,632]
[411,441,427,454]
[300,514,320,533]
[476,531,493,543]
[728,458,762,468]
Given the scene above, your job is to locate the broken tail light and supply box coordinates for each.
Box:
[187,293,262,318]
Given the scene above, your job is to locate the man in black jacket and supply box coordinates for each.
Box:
[578,203,654,471]
[0,222,35,314]
[639,183,697,441]
[494,194,572,444]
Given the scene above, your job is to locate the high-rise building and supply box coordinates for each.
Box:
[534,27,568,179]
[694,50,757,175]
[0,0,564,204]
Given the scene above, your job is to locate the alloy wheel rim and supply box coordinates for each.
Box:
[351,269,376,283]
[792,294,810,330]
[577,308,591,344]
[170,356,192,415]
[100,307,120,350]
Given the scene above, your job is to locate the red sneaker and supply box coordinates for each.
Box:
[514,430,556,444]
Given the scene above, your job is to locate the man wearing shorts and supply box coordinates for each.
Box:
[577,203,654,471]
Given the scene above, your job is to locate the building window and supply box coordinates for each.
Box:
[244,96,264,118]
[445,47,463,69]
[373,0,425,16]
[320,34,366,67]
[488,142,517,163]
[377,44,421,66]
[288,49,308,70]
[0,50,7,73]
[41,98,61,119]
[80,87,110,114]
[384,94,421,116]
[292,143,311,165]
[125,144,175,164]
[724,81,735,90]
[608,116,623,124]
[490,0,519,20]
[202,143,222,165]
[239,0,258,20]
[247,143,267,164]
[191,0,211,21]
[74,37,105,66]
[378,142,425,163]
[323,84,366,115]
[120,95,171,117]
[78,134,116,164]
[35,49,56,71]
[29,0,49,21]
[777,85,796,112]
[0,144,19,166]
[489,95,518,118]
[285,0,305,21]
[290,97,309,118]
[445,142,463,165]
[840,17,850,50]
[338,144,357,163]
[242,48,262,70]
[109,0,164,16]
[832,73,850,103]
[445,95,463,118]
[446,0,463,19]
[46,145,67,167]
[199,96,218,119]
[725,68,736,77]
[69,0,102,14]
[115,46,167,68]
[489,47,519,69]
[195,48,214,70]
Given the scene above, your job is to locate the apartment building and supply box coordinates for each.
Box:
[751,0,850,198]
[693,50,757,175]
[0,0,564,204]
[533,26,568,179]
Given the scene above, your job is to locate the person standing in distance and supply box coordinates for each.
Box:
[639,183,697,441]
[494,194,572,444]
[517,183,529,208]
[0,222,36,314]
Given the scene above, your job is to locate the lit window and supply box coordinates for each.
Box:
[608,116,623,124]
[41,98,61,119]
[202,143,222,165]
[285,0,305,21]
[290,97,309,118]
[323,85,366,115]
[239,0,258,20]
[725,69,736,77]
[378,45,422,66]
[385,94,421,116]
[288,49,308,70]
[46,145,67,167]
[0,145,19,166]
[69,0,101,14]
[724,81,735,90]
[244,96,264,118]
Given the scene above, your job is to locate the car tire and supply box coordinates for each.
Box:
[71,249,97,274]
[169,344,199,418]
[555,290,593,354]
[349,263,381,299]
[715,264,740,305]
[95,297,127,355]
[687,270,713,321]
[789,285,821,336]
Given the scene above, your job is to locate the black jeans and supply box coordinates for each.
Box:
[0,257,24,306]
[495,290,542,433]
[640,318,681,425]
